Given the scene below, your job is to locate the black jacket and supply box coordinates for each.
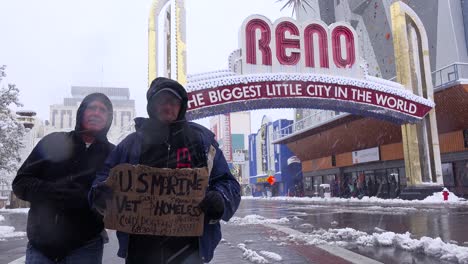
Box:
[12,93,114,261]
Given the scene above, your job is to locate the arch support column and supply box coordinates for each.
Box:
[148,0,187,85]
[391,1,443,199]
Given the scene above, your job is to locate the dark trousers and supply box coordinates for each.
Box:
[25,236,103,264]
[125,235,202,264]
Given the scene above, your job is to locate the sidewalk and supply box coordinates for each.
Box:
[7,225,379,264]
[211,223,381,264]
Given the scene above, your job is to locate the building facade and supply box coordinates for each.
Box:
[270,1,468,198]
[248,117,301,197]
[209,112,251,185]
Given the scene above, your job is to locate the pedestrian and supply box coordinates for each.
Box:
[350,178,357,197]
[12,93,114,263]
[357,173,365,194]
[342,176,350,198]
[368,178,374,196]
[331,178,339,197]
[389,176,398,198]
[335,179,341,197]
[90,77,241,263]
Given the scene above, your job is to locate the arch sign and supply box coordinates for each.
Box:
[185,15,434,124]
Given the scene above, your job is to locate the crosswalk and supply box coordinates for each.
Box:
[8,256,25,264]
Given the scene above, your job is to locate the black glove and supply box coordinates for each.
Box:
[63,182,89,209]
[199,191,225,221]
[92,182,113,215]
[39,181,88,208]
[39,181,70,201]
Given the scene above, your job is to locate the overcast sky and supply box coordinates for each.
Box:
[0,0,295,133]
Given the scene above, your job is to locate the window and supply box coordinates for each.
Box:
[455,161,468,187]
[442,163,455,187]
[304,177,313,191]
[324,174,335,184]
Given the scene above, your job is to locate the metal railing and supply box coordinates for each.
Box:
[273,110,346,141]
[384,62,468,89]
[273,62,468,142]
[432,62,468,90]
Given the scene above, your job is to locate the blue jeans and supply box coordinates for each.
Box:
[26,236,103,264]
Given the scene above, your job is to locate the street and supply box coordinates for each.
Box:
[2,197,468,263]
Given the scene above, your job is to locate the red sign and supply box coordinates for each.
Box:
[184,15,434,125]
[267,175,276,185]
[241,16,357,70]
[187,80,432,122]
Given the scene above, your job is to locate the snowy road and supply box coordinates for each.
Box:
[238,197,468,245]
[1,197,468,263]
[228,197,468,263]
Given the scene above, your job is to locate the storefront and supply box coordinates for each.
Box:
[250,174,284,197]
[249,119,299,197]
[440,151,468,196]
[275,84,468,198]
[302,147,468,198]
[303,173,336,197]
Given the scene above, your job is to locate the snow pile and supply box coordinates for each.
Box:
[228,214,289,225]
[0,208,29,213]
[237,243,269,263]
[243,190,467,204]
[294,227,369,245]
[373,227,386,233]
[0,210,27,240]
[0,225,26,240]
[369,231,468,263]
[289,228,468,264]
[423,190,460,202]
[229,215,468,263]
[259,251,283,261]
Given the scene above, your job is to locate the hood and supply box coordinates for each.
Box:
[134,117,146,131]
[74,93,113,141]
[146,77,188,121]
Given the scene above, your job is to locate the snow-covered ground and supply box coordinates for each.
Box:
[228,190,468,264]
[242,189,466,205]
[225,212,468,264]
[0,226,26,241]
[0,210,26,241]
[0,208,29,213]
[236,242,284,264]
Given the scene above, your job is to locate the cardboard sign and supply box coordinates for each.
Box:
[103,164,209,236]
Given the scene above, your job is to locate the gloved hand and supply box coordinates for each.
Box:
[199,191,225,222]
[39,181,71,201]
[92,182,113,215]
[39,181,88,209]
[63,182,89,209]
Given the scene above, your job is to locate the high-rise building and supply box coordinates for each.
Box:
[248,117,300,197]
[209,112,251,185]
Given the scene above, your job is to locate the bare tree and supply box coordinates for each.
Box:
[0,65,25,183]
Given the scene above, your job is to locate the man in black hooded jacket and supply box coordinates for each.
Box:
[13,93,114,263]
